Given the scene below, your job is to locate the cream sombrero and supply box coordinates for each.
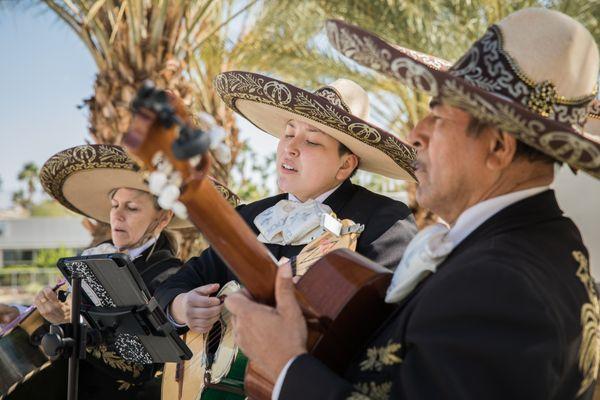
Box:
[40,144,239,229]
[214,71,416,181]
[326,8,600,178]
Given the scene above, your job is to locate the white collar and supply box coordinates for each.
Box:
[126,237,157,260]
[287,183,342,204]
[447,186,549,247]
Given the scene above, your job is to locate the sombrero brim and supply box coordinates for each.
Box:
[40,145,240,229]
[214,71,416,181]
[326,20,600,179]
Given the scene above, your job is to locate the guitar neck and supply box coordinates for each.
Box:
[181,177,279,305]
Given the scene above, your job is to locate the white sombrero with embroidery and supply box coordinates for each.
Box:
[214,72,416,181]
[40,144,239,229]
[327,8,600,178]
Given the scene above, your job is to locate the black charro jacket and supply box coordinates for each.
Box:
[279,190,598,400]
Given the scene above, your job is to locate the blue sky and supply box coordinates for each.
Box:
[0,5,276,208]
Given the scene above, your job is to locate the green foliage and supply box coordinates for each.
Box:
[34,247,76,269]
[30,200,75,217]
[1,265,33,270]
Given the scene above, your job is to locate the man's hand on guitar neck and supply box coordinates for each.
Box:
[170,283,223,333]
[225,263,308,383]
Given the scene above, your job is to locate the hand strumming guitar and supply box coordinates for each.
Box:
[170,283,223,333]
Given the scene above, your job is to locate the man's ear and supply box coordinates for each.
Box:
[486,130,517,171]
[336,153,359,181]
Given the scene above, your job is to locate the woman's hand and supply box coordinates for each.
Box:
[34,287,71,324]
[0,304,20,324]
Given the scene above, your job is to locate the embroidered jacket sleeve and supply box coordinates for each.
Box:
[279,255,567,400]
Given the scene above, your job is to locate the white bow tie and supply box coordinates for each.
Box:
[385,223,454,303]
[254,199,334,246]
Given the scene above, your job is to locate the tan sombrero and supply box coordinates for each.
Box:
[40,144,240,229]
[214,71,416,181]
[326,8,600,178]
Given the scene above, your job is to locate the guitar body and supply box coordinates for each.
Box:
[0,310,52,398]
[244,249,395,399]
[162,281,246,400]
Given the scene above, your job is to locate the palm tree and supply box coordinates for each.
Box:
[17,162,39,207]
[41,0,263,181]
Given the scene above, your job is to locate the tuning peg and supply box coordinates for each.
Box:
[172,126,211,159]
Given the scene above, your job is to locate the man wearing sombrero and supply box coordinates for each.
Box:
[225,8,600,400]
[155,74,418,333]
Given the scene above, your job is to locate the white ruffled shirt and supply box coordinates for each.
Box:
[253,185,341,246]
[272,185,549,399]
[167,185,341,327]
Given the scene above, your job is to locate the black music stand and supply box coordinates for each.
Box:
[43,254,192,400]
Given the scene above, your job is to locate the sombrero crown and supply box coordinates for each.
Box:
[40,144,239,228]
[327,8,600,178]
[214,71,416,180]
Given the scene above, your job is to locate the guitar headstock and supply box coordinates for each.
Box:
[124,81,226,219]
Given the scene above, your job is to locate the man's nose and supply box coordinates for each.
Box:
[408,116,433,149]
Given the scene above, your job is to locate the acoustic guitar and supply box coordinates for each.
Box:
[161,219,363,400]
[124,83,396,400]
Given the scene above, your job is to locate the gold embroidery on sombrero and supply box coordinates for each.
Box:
[330,22,391,72]
[328,23,438,96]
[315,87,352,113]
[359,341,402,372]
[573,251,600,396]
[589,101,600,120]
[390,57,438,95]
[350,381,392,400]
[39,145,136,214]
[215,71,416,176]
[214,182,240,207]
[439,79,600,177]
[448,26,595,129]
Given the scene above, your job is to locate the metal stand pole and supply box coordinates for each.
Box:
[67,271,82,400]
